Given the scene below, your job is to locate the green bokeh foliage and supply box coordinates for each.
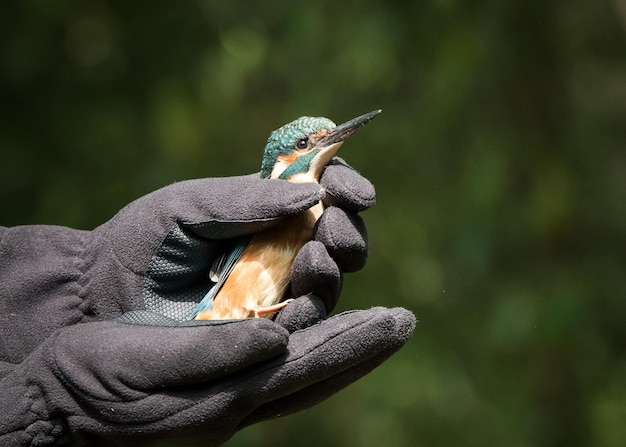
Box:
[2,1,625,446]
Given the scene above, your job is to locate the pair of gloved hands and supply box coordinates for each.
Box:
[0,160,415,446]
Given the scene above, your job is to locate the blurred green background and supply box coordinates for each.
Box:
[2,1,626,446]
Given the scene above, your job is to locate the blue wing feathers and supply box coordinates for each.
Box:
[187,236,251,320]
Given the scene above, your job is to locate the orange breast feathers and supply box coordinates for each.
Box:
[193,203,322,320]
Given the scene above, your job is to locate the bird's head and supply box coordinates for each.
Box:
[260,110,381,182]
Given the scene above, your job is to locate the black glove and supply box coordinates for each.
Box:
[0,160,418,447]
[80,158,374,328]
[1,307,415,446]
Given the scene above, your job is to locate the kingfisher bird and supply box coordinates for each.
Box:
[188,109,381,320]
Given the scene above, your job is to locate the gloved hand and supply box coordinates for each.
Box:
[1,160,418,447]
[81,158,374,328]
[1,307,415,446]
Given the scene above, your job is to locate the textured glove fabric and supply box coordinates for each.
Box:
[0,307,415,447]
[0,161,373,358]
[82,175,325,321]
[0,225,90,364]
[0,160,410,447]
[104,161,374,324]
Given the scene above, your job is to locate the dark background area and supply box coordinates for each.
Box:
[2,1,625,446]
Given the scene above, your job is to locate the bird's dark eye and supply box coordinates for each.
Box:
[295,138,308,150]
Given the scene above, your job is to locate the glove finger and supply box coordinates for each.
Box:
[319,158,376,212]
[274,295,327,333]
[290,241,342,313]
[236,307,416,426]
[244,307,416,425]
[176,176,324,239]
[315,207,368,272]
[114,309,413,445]
[104,175,323,242]
[53,318,289,394]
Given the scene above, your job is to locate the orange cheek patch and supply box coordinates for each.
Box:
[277,153,299,165]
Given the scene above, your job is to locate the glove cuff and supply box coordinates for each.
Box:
[0,225,91,362]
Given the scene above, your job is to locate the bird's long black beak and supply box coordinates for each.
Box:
[318,109,382,147]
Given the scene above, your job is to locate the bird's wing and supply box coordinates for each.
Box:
[187,236,251,320]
